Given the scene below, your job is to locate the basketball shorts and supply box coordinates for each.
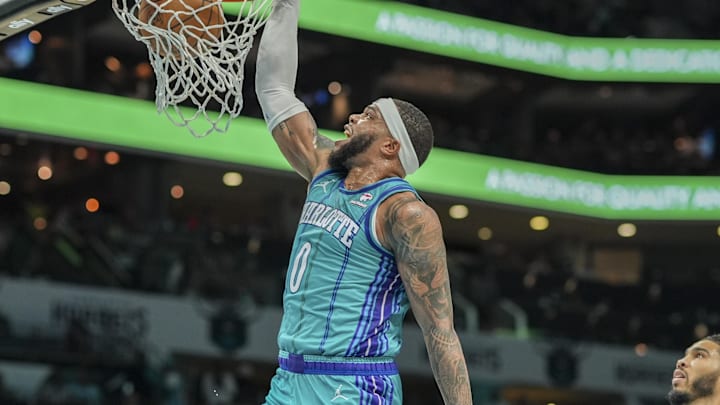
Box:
[262,351,403,404]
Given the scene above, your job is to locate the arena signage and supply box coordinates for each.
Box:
[0,277,678,399]
[223,0,720,83]
[1,77,720,220]
[459,163,720,219]
[50,297,148,340]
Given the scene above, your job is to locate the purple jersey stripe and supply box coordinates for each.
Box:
[372,273,401,356]
[363,374,391,404]
[356,268,400,357]
[358,270,398,357]
[383,284,404,355]
[359,375,371,405]
[346,255,391,356]
[318,245,351,353]
[351,261,392,356]
[356,376,365,405]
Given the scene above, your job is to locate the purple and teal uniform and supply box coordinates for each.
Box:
[263,169,420,404]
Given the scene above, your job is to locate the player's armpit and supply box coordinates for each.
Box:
[382,197,473,405]
[271,111,332,182]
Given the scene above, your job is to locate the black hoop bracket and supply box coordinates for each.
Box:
[0,0,96,42]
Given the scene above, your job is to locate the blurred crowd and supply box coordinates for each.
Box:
[1,190,716,352]
[0,354,267,405]
[429,109,719,175]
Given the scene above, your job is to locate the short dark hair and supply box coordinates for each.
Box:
[393,99,434,167]
[703,334,720,348]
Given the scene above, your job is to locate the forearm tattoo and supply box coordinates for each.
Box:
[427,327,473,404]
[383,197,473,405]
[277,122,293,137]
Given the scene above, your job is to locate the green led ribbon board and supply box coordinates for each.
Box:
[1,77,719,220]
[223,0,720,83]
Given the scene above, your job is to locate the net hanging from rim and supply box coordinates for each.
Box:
[112,0,273,137]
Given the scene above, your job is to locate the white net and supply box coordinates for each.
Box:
[112,0,272,137]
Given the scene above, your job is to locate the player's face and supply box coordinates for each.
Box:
[341,104,388,139]
[329,105,390,170]
[667,340,720,405]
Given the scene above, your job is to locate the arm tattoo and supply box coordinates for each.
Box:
[384,196,449,323]
[427,326,472,404]
[315,134,335,150]
[272,114,330,181]
[289,113,332,151]
[383,197,473,404]
[276,116,319,145]
[277,122,292,137]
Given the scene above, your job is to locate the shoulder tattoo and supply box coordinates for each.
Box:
[383,197,443,263]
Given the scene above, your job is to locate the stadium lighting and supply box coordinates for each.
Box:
[449,204,469,219]
[529,216,549,231]
[617,223,637,237]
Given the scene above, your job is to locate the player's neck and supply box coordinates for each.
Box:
[690,396,720,405]
[343,170,391,190]
[343,160,403,190]
[343,169,381,190]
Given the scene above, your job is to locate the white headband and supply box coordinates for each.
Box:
[373,98,420,176]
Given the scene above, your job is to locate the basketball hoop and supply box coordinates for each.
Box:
[112,0,273,137]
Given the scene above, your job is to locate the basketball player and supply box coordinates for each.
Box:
[668,334,720,404]
[254,0,472,404]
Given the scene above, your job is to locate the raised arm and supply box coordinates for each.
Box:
[255,0,332,181]
[380,194,473,405]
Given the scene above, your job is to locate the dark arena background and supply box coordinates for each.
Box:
[1,0,720,404]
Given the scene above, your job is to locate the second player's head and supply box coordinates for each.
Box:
[668,334,720,405]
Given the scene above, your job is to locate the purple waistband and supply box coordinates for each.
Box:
[279,353,398,376]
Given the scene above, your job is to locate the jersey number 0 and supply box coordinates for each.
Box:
[289,242,311,293]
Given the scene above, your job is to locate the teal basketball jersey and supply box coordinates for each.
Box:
[277,169,419,358]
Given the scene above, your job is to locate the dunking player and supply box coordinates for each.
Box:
[668,334,720,404]
[254,0,472,404]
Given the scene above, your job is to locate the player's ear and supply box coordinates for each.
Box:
[381,137,400,158]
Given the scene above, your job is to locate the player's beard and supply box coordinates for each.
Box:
[667,371,720,405]
[328,134,374,171]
